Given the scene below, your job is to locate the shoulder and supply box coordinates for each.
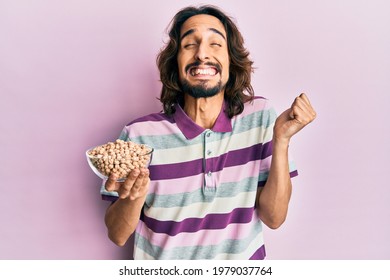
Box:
[126,111,174,127]
[236,96,275,119]
[230,96,277,129]
[120,111,177,140]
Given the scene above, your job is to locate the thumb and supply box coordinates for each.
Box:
[278,108,294,123]
[288,108,295,120]
[105,173,120,192]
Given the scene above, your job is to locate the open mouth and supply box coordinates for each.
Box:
[189,67,218,76]
[185,62,221,77]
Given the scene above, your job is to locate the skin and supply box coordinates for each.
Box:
[104,14,317,246]
[177,15,230,129]
[256,93,316,229]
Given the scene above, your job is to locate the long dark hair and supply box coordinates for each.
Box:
[157,5,254,118]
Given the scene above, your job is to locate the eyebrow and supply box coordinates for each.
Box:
[180,28,226,41]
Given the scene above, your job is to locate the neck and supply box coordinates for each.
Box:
[183,92,224,129]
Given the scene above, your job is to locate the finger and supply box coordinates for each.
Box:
[298,93,317,118]
[289,96,309,121]
[130,168,150,200]
[289,105,305,124]
[291,100,316,125]
[293,95,316,121]
[287,107,294,119]
[105,173,120,192]
[118,169,140,199]
[130,169,143,190]
[130,170,145,196]
[138,168,150,193]
[135,177,151,199]
[139,172,150,196]
[299,93,311,106]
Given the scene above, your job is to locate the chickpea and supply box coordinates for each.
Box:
[88,139,152,180]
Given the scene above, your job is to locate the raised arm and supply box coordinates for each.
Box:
[257,93,316,229]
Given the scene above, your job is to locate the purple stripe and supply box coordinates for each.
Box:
[127,112,174,126]
[149,159,203,180]
[258,170,299,187]
[290,170,299,178]
[149,141,272,181]
[219,141,272,168]
[101,194,118,202]
[249,245,266,260]
[141,207,255,236]
[102,169,298,202]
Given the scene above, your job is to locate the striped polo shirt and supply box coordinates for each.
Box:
[101,97,298,259]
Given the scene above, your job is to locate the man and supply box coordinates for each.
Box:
[102,5,316,259]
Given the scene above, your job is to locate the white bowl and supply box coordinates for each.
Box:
[86,143,153,182]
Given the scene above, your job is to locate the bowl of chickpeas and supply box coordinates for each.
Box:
[86,139,153,182]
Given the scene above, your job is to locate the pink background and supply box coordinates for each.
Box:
[1,0,389,259]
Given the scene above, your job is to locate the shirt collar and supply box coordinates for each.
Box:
[174,101,233,139]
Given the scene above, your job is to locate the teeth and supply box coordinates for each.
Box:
[190,68,217,76]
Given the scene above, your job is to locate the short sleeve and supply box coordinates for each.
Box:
[258,104,298,187]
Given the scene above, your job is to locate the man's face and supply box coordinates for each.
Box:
[177,14,230,98]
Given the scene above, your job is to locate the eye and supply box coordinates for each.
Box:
[211,43,222,47]
[183,43,196,49]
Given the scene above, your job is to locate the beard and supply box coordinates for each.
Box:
[180,79,225,99]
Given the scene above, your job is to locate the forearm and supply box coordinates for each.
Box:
[257,138,292,229]
[104,195,146,246]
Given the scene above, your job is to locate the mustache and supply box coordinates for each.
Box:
[185,61,222,73]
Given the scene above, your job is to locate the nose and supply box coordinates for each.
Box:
[195,42,209,61]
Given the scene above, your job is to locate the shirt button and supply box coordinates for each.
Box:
[207,171,212,177]
[206,132,211,137]
[207,150,212,156]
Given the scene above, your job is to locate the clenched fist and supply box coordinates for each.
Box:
[273,93,316,143]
